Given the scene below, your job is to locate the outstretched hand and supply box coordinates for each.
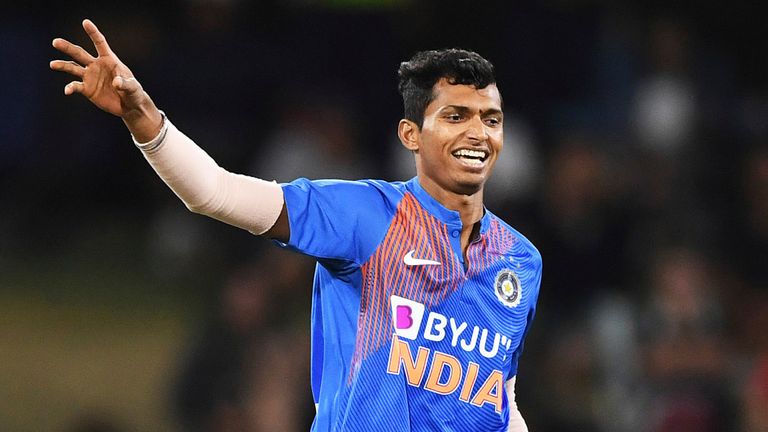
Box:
[51,19,162,141]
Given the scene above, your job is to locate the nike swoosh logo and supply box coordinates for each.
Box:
[403,250,441,266]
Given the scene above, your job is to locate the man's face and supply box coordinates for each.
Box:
[412,78,504,196]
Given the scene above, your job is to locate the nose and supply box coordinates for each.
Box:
[465,116,488,142]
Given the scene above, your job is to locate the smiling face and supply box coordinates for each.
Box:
[400,78,504,198]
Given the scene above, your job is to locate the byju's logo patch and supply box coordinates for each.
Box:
[387,295,513,413]
[390,295,425,340]
[389,295,513,360]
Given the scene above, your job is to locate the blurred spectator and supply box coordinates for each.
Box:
[638,246,734,432]
[539,324,599,432]
[632,18,696,157]
[627,16,699,230]
[533,133,633,319]
[589,293,643,432]
[742,354,768,432]
[172,253,313,432]
[733,146,768,291]
[651,397,720,432]
[726,147,768,376]
[249,93,372,182]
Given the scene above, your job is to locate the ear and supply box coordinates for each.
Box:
[398,119,420,152]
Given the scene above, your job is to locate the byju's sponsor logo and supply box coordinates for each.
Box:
[386,295,516,413]
[390,295,513,359]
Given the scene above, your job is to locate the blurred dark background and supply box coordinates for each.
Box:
[2,1,767,431]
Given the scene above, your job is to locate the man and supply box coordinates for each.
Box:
[51,19,541,432]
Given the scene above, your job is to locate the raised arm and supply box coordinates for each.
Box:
[51,19,290,240]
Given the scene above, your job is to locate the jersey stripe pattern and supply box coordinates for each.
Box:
[350,192,462,375]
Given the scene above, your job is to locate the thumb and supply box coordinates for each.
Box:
[112,75,141,94]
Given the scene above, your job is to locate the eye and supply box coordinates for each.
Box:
[445,113,463,122]
[484,117,502,127]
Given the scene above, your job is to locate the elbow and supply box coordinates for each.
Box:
[184,200,208,215]
[184,195,219,216]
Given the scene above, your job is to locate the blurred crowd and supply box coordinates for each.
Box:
[3,1,767,431]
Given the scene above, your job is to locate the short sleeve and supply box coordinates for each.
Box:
[276,178,402,264]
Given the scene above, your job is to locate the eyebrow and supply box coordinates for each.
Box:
[440,105,503,116]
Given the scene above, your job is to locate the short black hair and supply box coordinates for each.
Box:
[397,48,497,128]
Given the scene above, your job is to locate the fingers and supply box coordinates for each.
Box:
[49,60,85,78]
[52,38,95,65]
[64,81,84,96]
[82,19,112,57]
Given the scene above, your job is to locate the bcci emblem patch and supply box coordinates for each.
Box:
[494,269,522,308]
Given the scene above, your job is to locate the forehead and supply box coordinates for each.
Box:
[426,78,502,113]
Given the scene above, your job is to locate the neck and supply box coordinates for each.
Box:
[418,176,485,228]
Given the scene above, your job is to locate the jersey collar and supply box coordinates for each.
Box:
[406,177,492,234]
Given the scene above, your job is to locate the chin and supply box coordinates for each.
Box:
[453,177,485,196]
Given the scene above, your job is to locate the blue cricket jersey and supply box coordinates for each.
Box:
[276,177,542,432]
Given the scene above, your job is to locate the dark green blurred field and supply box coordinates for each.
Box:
[1,218,206,431]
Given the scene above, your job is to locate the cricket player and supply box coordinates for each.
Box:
[51,19,541,431]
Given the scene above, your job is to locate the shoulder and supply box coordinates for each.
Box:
[280,177,410,234]
[488,213,544,311]
[487,211,542,269]
[276,179,410,263]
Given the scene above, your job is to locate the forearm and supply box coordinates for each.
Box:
[508,406,528,432]
[506,377,529,432]
[134,114,283,235]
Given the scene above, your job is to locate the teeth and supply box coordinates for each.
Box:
[452,149,487,161]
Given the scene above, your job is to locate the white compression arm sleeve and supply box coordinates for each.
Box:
[506,376,529,432]
[133,114,284,235]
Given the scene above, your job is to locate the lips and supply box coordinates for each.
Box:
[451,148,489,167]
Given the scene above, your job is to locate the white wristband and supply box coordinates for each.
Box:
[132,111,169,152]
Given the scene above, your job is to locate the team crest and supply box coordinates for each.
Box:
[494,269,522,308]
